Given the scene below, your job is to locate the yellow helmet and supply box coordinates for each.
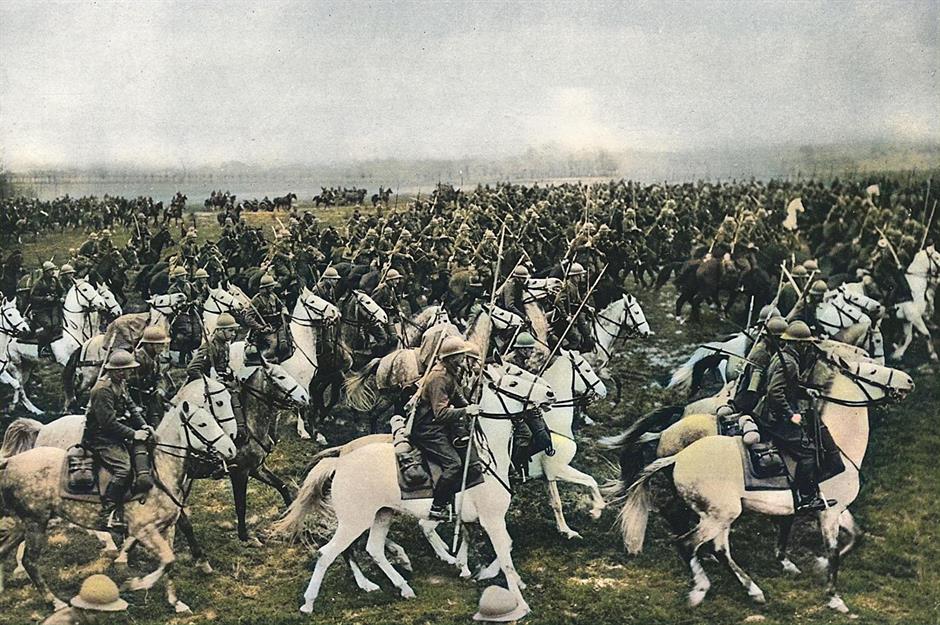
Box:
[70,574,127,612]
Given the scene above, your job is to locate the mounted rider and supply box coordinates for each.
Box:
[787,279,827,336]
[411,336,483,521]
[192,267,210,308]
[129,325,171,427]
[370,268,409,345]
[249,274,290,362]
[179,228,200,273]
[82,350,154,537]
[759,320,836,512]
[501,331,555,476]
[58,263,77,292]
[732,313,788,415]
[167,265,200,362]
[187,312,245,445]
[551,262,595,352]
[501,264,530,320]
[28,261,64,357]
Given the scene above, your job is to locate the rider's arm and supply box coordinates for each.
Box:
[426,375,467,423]
[89,387,137,441]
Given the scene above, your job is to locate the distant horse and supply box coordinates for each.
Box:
[274,193,297,211]
[371,188,393,208]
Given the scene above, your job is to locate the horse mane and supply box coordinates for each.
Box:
[524,302,550,352]
[466,309,492,358]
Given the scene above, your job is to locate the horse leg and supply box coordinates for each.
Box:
[364,510,415,598]
[417,519,458,565]
[774,516,801,575]
[820,508,849,613]
[478,511,529,615]
[454,525,472,578]
[176,509,213,573]
[890,320,914,360]
[125,523,187,612]
[551,464,607,520]
[250,464,297,506]
[713,528,765,602]
[912,315,939,361]
[838,509,864,558]
[345,552,381,592]
[21,520,67,610]
[300,517,372,613]
[546,479,580,539]
[295,408,312,440]
[678,517,723,608]
[230,470,256,544]
[0,525,25,593]
[383,538,413,571]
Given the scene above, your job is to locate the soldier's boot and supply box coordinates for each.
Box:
[523,412,555,457]
[99,484,127,547]
[793,460,836,513]
[131,443,154,494]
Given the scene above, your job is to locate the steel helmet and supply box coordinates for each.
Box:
[89,232,99,241]
[42,261,56,272]
[809,280,828,295]
[439,336,477,359]
[70,574,128,612]
[791,265,808,277]
[802,259,819,271]
[104,349,139,370]
[757,304,780,321]
[567,262,586,277]
[59,263,75,275]
[215,312,239,329]
[514,332,536,348]
[100,228,111,238]
[781,320,814,342]
[716,405,734,418]
[473,585,525,622]
[259,274,277,288]
[766,316,789,336]
[141,326,170,344]
[511,265,529,279]
[169,265,187,278]
[322,266,340,280]
[385,268,403,281]
[194,268,210,280]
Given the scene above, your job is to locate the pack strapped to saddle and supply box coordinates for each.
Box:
[67,445,96,492]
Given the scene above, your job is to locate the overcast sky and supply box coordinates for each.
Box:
[0,0,937,169]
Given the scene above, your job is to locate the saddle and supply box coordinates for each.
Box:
[395,450,485,502]
[736,429,845,492]
[60,445,148,504]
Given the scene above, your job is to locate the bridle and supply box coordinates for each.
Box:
[292,294,337,328]
[203,288,240,316]
[803,351,906,406]
[552,351,604,409]
[199,377,238,433]
[592,296,645,361]
[242,365,304,411]
[478,367,553,419]
[0,303,27,339]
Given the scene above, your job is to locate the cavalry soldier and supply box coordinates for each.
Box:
[180,228,199,273]
[250,274,289,361]
[59,263,77,292]
[787,279,827,336]
[82,350,154,536]
[312,266,342,302]
[78,231,99,258]
[129,326,171,427]
[192,267,211,308]
[167,265,200,362]
[370,268,408,344]
[777,264,812,315]
[187,312,245,445]
[503,331,542,371]
[96,229,114,259]
[501,264,530,320]
[733,314,788,415]
[29,261,64,357]
[551,262,595,352]
[760,320,836,512]
[412,336,482,521]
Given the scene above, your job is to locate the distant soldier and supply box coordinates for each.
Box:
[129,326,171,427]
[370,268,409,344]
[179,228,199,273]
[187,312,245,444]
[167,265,200,361]
[29,261,64,357]
[250,274,289,361]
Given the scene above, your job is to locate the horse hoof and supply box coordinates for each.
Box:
[748,584,766,604]
[196,559,214,574]
[780,559,801,576]
[299,602,314,614]
[827,595,849,613]
[563,530,582,540]
[175,601,192,614]
[814,557,829,573]
[590,507,605,520]
[361,580,381,593]
[315,433,328,445]
[399,585,416,599]
[459,567,472,579]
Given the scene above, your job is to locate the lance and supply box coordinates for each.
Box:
[699,344,766,370]
[921,199,937,250]
[95,334,118,383]
[784,269,819,322]
[452,221,507,553]
[924,177,932,222]
[745,295,755,329]
[874,225,903,267]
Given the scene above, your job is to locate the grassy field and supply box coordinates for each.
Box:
[1,204,938,625]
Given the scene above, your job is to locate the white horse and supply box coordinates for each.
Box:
[230,287,340,440]
[527,350,608,539]
[892,245,940,361]
[0,401,236,613]
[0,297,42,415]
[585,293,652,404]
[48,280,122,365]
[614,357,914,613]
[272,364,556,616]
[201,283,251,335]
[667,331,753,395]
[400,305,451,347]
[64,292,186,409]
[816,286,886,363]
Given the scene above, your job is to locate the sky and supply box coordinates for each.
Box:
[0,0,937,169]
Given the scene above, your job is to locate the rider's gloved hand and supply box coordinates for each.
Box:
[133,429,150,441]
[464,404,481,417]
[790,413,803,425]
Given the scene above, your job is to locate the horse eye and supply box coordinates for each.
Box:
[216,401,223,406]
[509,380,518,388]
[198,422,207,428]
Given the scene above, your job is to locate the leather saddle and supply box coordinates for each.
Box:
[60,445,146,504]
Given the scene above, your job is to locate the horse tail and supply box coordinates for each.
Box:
[301,445,344,474]
[599,405,683,498]
[62,346,81,408]
[619,455,677,555]
[344,358,380,412]
[270,457,338,540]
[0,418,43,458]
[667,345,718,392]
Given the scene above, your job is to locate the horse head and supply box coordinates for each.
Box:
[94,282,123,316]
[815,352,914,405]
[260,362,310,407]
[149,292,187,316]
[832,285,884,319]
[488,304,524,330]
[0,296,29,335]
[296,287,341,324]
[170,400,237,462]
[615,293,652,337]
[353,291,388,325]
[565,350,608,400]
[481,363,556,415]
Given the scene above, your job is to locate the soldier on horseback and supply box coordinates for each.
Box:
[82,350,154,537]
[733,313,787,415]
[58,263,77,292]
[501,264,530,320]
[180,228,199,273]
[551,262,595,352]
[250,274,289,361]
[501,331,554,475]
[371,268,408,345]
[187,312,245,444]
[129,326,171,427]
[411,336,482,521]
[760,320,836,512]
[787,279,827,335]
[167,265,200,362]
[28,261,65,357]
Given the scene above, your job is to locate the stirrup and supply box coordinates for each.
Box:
[428,504,450,522]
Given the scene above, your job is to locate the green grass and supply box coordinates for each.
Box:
[1,211,938,625]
